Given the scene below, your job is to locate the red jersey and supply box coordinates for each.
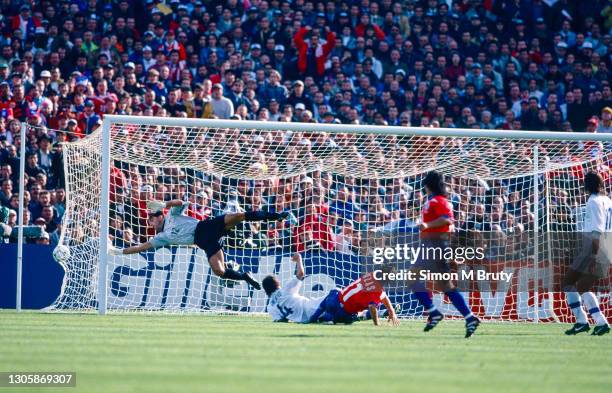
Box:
[421,195,453,233]
[339,272,386,314]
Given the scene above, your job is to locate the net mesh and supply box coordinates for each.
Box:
[47,121,612,321]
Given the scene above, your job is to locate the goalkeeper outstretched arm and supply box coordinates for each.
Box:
[114,242,153,255]
[109,199,184,255]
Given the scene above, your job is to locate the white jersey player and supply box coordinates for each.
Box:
[263,253,328,323]
[563,171,611,336]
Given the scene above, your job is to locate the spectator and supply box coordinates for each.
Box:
[294,25,336,80]
[0,178,11,206]
[599,107,612,133]
[209,83,234,119]
[0,0,609,251]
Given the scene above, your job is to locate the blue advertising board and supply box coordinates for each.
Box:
[1,245,420,316]
[0,244,65,309]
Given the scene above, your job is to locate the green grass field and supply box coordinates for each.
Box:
[1,311,609,393]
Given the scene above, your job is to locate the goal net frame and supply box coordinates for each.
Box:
[65,115,612,318]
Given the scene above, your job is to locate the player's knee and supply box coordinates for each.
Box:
[210,263,225,276]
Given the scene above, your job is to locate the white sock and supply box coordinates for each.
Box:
[582,292,608,326]
[566,292,588,324]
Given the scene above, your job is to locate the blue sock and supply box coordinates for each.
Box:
[411,281,438,314]
[446,289,473,320]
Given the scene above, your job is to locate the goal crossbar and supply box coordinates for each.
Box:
[104,115,612,142]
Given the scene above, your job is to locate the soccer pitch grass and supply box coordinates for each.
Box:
[1,311,609,393]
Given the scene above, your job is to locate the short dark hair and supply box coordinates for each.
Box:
[422,171,446,196]
[584,171,604,194]
[262,275,280,296]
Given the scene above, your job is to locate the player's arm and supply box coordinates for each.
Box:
[381,293,400,326]
[368,304,380,326]
[292,252,305,280]
[587,199,604,255]
[419,216,452,230]
[110,242,154,255]
[164,200,184,208]
[420,198,453,230]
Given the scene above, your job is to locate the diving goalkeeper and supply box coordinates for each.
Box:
[109,199,288,290]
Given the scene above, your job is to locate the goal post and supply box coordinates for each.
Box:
[98,119,112,315]
[53,115,612,320]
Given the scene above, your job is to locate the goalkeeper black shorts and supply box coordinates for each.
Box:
[194,215,228,258]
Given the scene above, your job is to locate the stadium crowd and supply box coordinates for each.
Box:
[0,0,611,251]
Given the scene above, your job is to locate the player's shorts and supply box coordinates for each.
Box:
[193,215,228,258]
[412,238,452,274]
[570,233,610,279]
[321,289,358,324]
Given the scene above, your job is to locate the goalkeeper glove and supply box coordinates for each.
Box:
[146,200,167,212]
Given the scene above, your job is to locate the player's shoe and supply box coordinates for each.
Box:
[465,316,481,338]
[564,323,590,335]
[424,312,444,332]
[591,324,610,336]
[243,271,261,290]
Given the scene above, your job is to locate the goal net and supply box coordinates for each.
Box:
[48,117,612,321]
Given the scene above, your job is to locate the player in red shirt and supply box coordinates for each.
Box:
[309,267,399,326]
[410,171,481,338]
[339,272,399,325]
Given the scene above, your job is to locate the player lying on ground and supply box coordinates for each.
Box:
[563,171,611,336]
[109,199,288,290]
[409,171,481,338]
[308,265,400,326]
[262,254,399,325]
[262,253,329,323]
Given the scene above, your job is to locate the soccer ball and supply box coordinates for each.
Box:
[52,245,71,263]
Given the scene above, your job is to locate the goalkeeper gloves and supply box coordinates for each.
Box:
[146,200,167,212]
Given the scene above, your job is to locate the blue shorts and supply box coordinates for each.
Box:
[412,238,451,274]
[320,289,357,324]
